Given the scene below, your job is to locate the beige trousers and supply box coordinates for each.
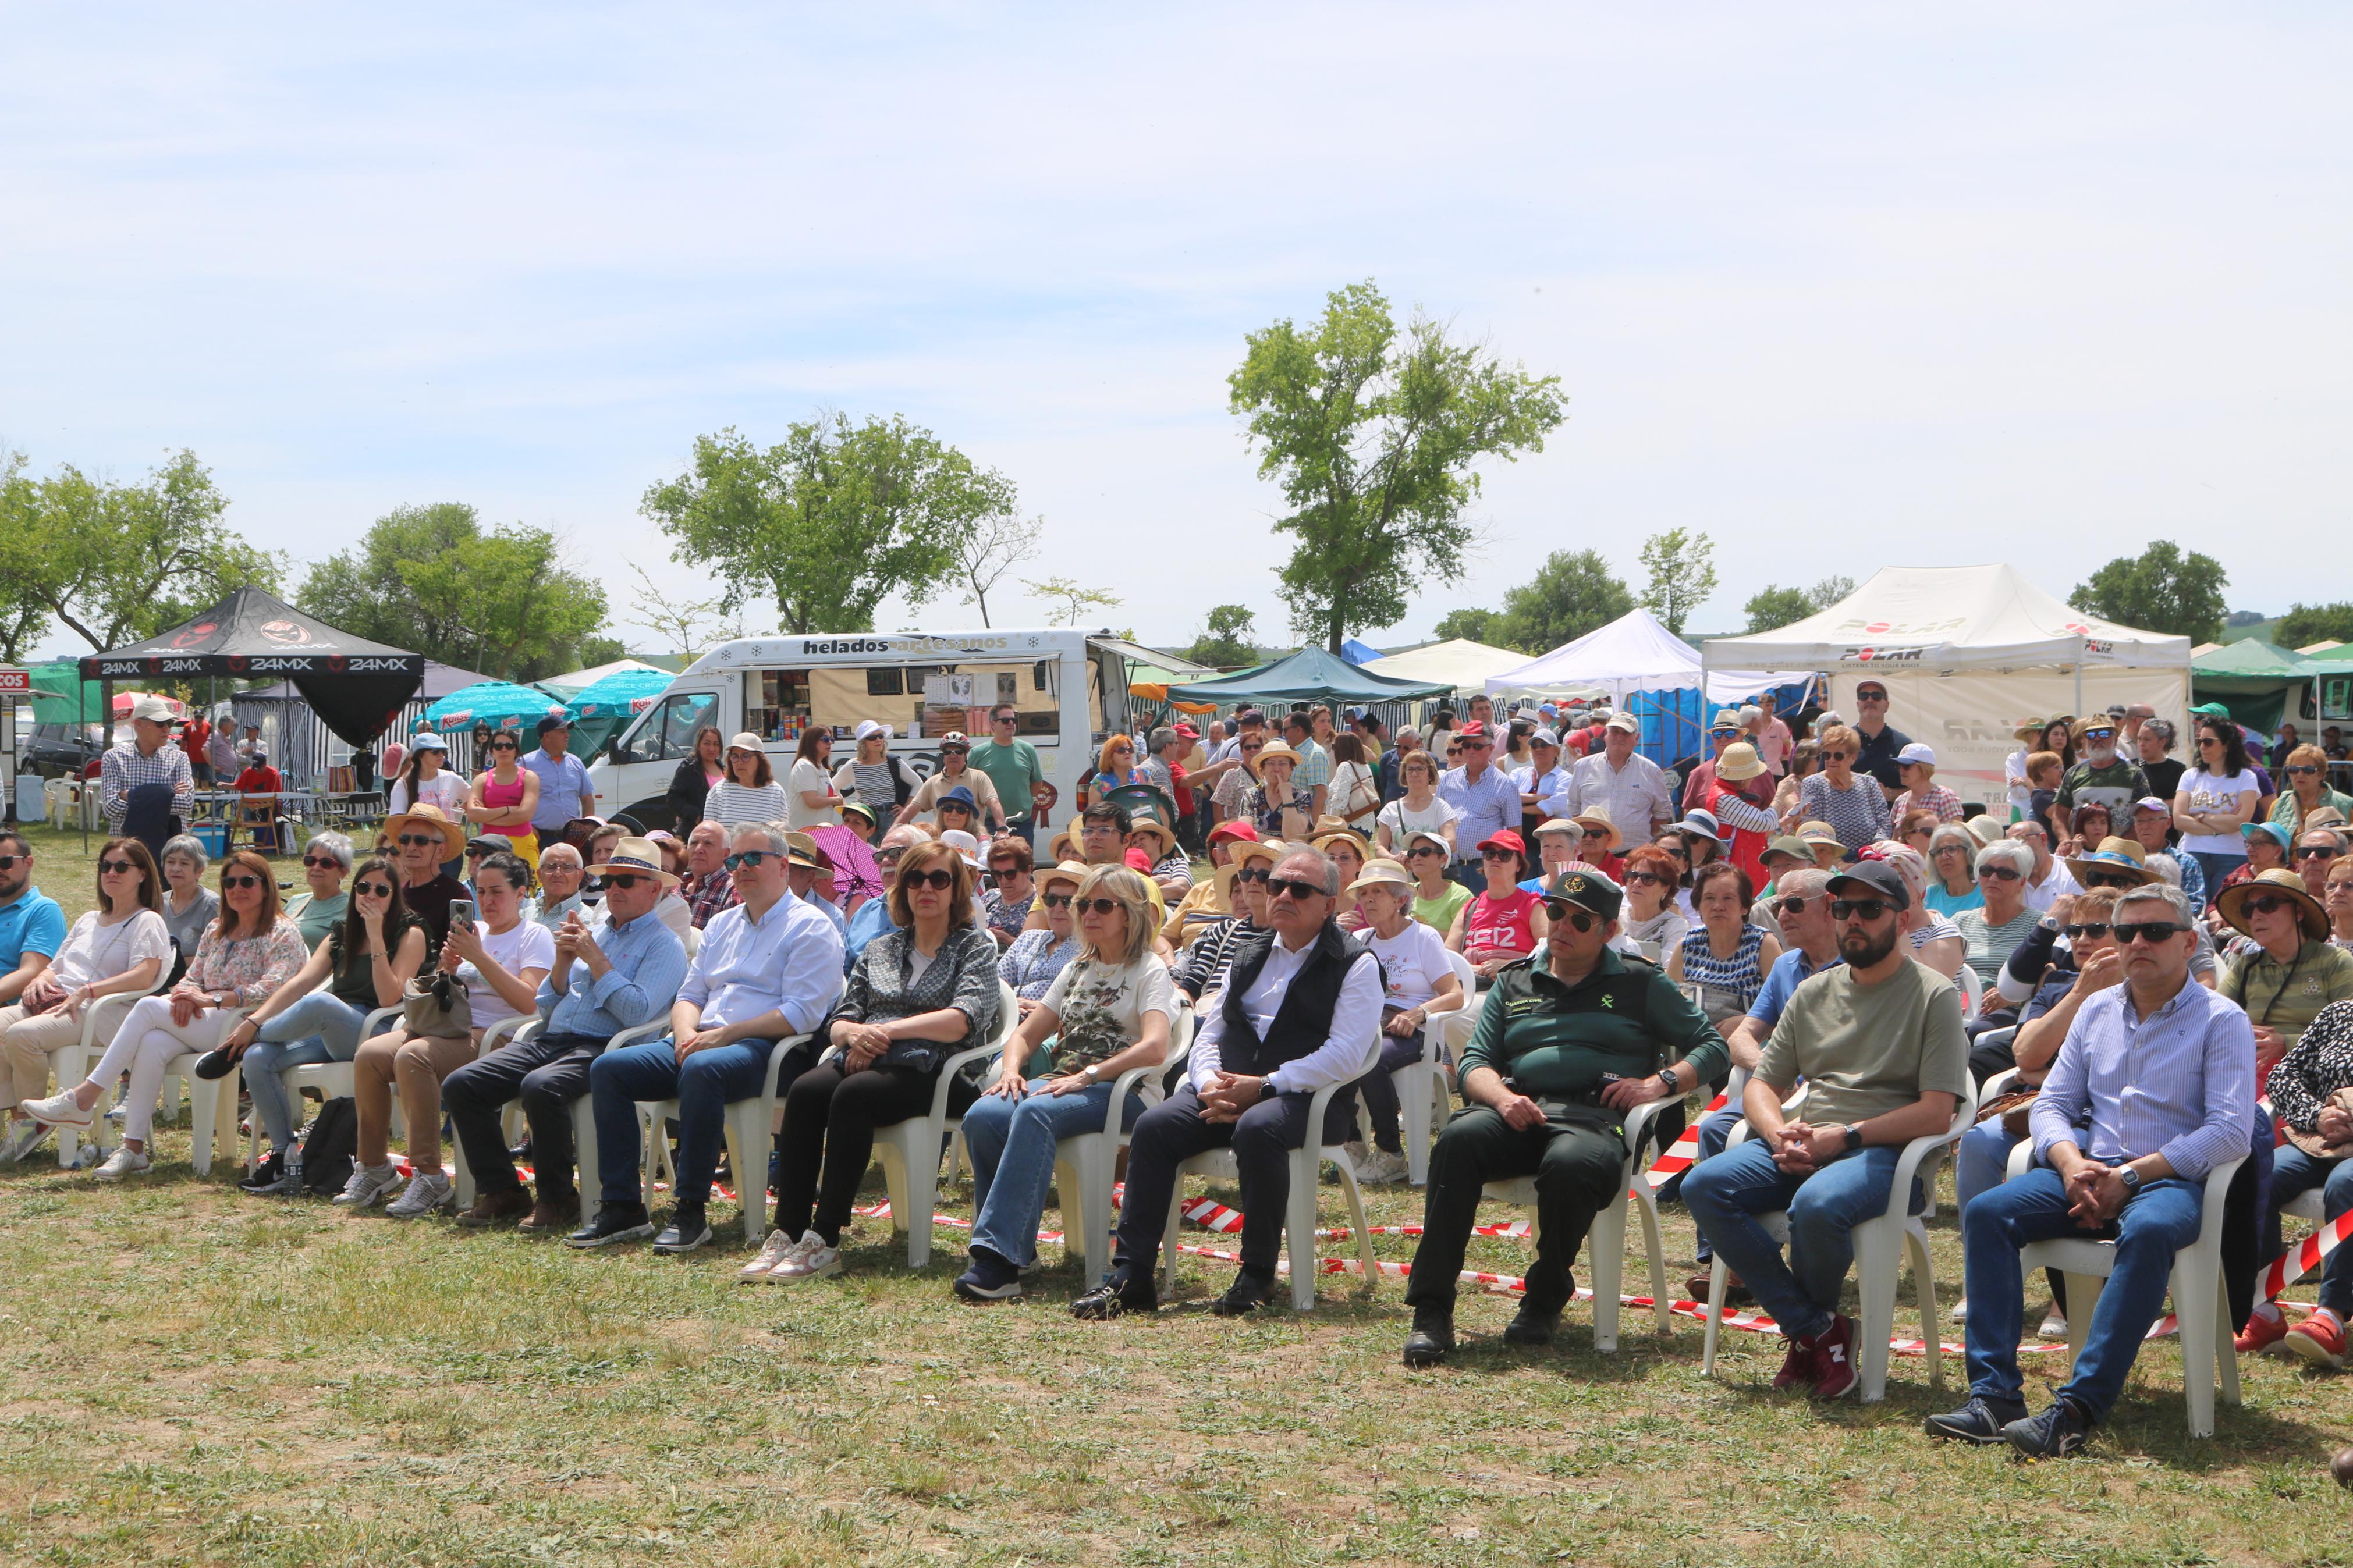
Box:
[353,1027,478,1169]
[0,1003,90,1110]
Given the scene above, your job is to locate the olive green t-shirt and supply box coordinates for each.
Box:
[1758,958,1969,1127]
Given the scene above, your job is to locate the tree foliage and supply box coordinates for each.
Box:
[1184,604,1260,669]
[1432,607,1503,646]
[954,511,1044,627]
[1741,574,1855,634]
[297,502,608,680]
[2069,542,2228,644]
[2276,603,2353,650]
[1638,527,1718,635]
[1228,280,1567,653]
[1432,551,1633,655]
[1020,576,1122,628]
[0,448,281,653]
[641,413,1016,635]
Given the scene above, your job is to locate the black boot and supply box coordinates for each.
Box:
[1403,1309,1455,1368]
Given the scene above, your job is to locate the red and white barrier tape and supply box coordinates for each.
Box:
[2261,1206,2353,1301]
[1642,1093,1727,1190]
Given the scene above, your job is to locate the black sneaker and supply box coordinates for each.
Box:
[193,1046,241,1082]
[238,1151,286,1193]
[1209,1271,1277,1317]
[652,1206,711,1254]
[565,1206,655,1249]
[1071,1277,1157,1320]
[2004,1397,2095,1459]
[1502,1303,1561,1346]
[954,1248,1027,1302]
[1402,1315,1454,1368]
[1926,1395,2030,1444]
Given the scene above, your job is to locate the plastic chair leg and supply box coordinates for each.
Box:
[1589,1184,1629,1353]
[2216,1272,2242,1410]
[1162,1179,1186,1299]
[1634,1186,1673,1332]
[1336,1155,1376,1292]
[1399,1068,1432,1187]
[725,1102,769,1244]
[1853,1217,1902,1403]
[571,1098,601,1220]
[2174,1261,2217,1438]
[1078,1145,1115,1287]
[1284,1150,1321,1311]
[1702,1253,1729,1375]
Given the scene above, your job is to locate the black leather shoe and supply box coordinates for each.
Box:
[652,1206,711,1254]
[193,1045,241,1082]
[237,1150,286,1192]
[1070,1277,1158,1320]
[565,1206,654,1249]
[1402,1318,1454,1368]
[1209,1271,1277,1317]
[1502,1304,1561,1346]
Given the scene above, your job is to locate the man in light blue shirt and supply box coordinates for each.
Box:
[571,823,845,1254]
[1438,721,1521,891]
[1935,881,2254,1457]
[0,830,67,1009]
[523,716,597,840]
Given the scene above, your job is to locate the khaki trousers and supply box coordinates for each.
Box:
[353,1027,478,1170]
[0,1004,90,1110]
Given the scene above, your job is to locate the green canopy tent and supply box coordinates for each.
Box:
[2191,639,2313,736]
[1162,646,1453,708]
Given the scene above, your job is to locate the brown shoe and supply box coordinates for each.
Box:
[456,1186,534,1228]
[1686,1269,1753,1305]
[517,1193,581,1235]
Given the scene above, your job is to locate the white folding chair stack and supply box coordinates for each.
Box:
[1479,1095,1676,1352]
[1051,1011,1192,1286]
[871,982,1023,1267]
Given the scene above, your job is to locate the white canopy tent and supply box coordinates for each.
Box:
[1485,608,1806,706]
[1701,564,2193,810]
[1362,637,1531,692]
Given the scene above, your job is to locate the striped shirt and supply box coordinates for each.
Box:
[99,739,194,830]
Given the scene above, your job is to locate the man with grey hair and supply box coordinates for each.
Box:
[2006,819,2077,913]
[1381,726,1421,806]
[1074,848,1383,1321]
[530,841,589,932]
[1933,880,2254,1457]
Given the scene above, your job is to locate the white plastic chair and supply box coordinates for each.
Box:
[1702,1078,1976,1402]
[1051,1011,1192,1286]
[1956,964,1983,1019]
[81,1005,254,1176]
[871,982,1022,1267]
[1158,1036,1382,1311]
[438,1013,542,1207]
[2006,1139,2246,1437]
[536,1016,672,1222]
[1480,1095,1675,1352]
[47,972,171,1169]
[634,1025,820,1243]
[1390,952,1477,1186]
[240,1003,403,1173]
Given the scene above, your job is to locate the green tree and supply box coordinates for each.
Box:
[2276,603,2353,649]
[2069,543,2228,643]
[1432,607,1503,645]
[1496,549,1632,653]
[297,503,609,680]
[1741,576,1852,634]
[0,449,281,652]
[1229,280,1567,653]
[1021,576,1122,628]
[1184,604,1259,669]
[1638,527,1718,635]
[641,413,1015,634]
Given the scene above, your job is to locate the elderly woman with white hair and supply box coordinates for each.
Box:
[1954,837,2042,985]
[1869,841,1966,980]
[157,834,221,980]
[285,831,356,948]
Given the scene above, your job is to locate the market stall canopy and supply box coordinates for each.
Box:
[1163,646,1452,706]
[538,657,671,698]
[2191,639,2315,734]
[76,586,425,748]
[240,659,494,708]
[424,680,570,734]
[1489,609,1804,705]
[562,666,678,754]
[1365,638,1532,692]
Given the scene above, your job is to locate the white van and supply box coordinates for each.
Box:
[586,629,1180,833]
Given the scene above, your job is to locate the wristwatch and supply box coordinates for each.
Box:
[1655,1069,1679,1097]
[1258,1075,1279,1101]
[1081,1065,1100,1086]
[2118,1165,2142,1193]
[1843,1123,1865,1153]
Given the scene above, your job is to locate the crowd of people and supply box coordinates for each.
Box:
[4,680,2350,1463]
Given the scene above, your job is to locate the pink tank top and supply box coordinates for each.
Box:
[484,772,532,835]
[1463,888,1541,957]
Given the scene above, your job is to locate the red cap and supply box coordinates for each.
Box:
[1174,723,1199,739]
[1477,829,1526,856]
[1208,819,1260,845]
[1455,720,1490,742]
[1123,846,1155,872]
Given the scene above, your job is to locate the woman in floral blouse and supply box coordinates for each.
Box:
[954,866,1175,1301]
[23,849,306,1180]
[761,838,1005,1283]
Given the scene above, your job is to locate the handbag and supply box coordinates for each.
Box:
[402,969,474,1040]
[1975,1085,2040,1137]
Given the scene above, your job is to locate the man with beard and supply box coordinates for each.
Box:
[2056,716,2153,830]
[1682,859,1970,1399]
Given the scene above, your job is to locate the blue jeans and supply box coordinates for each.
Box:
[1956,1118,2020,1214]
[1962,1165,2202,1418]
[2268,1146,2353,1318]
[587,1037,775,1211]
[2191,851,2244,908]
[1689,1101,1744,1263]
[961,1078,1141,1269]
[243,993,370,1153]
[1682,1138,1918,1340]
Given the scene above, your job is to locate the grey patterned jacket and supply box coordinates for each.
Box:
[837,923,1003,1075]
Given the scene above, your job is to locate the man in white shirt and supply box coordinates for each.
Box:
[1513,728,1571,838]
[1072,848,1382,1321]
[1550,713,1676,845]
[2009,820,2078,913]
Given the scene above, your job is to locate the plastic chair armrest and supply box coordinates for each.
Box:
[2197,1155,2247,1245]
[763,1032,814,1096]
[929,1041,1002,1123]
[606,1018,673,1050]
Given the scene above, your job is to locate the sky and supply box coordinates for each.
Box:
[5,5,2348,659]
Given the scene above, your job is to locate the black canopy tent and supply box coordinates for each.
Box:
[76,587,425,842]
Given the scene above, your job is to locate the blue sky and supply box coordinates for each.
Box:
[5,5,2347,656]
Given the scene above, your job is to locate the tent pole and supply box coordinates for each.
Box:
[2073,644,2084,720]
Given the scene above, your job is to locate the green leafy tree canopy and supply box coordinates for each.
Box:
[2276,603,2353,650]
[1741,574,1855,634]
[1185,604,1260,669]
[1229,280,1566,653]
[642,413,1016,634]
[1496,549,1633,653]
[1638,527,1718,635]
[2069,542,2228,644]
[1432,607,1503,646]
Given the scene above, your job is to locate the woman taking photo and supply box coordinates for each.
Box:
[2060,802,2114,859]
[1924,824,1983,918]
[464,730,542,869]
[757,838,1003,1283]
[704,732,792,829]
[1374,750,1458,858]
[1447,830,1548,981]
[1000,861,1086,1010]
[1240,742,1313,842]
[1666,862,1781,1023]
[952,866,1174,1301]
[22,849,307,1181]
[0,840,169,1164]
[2272,744,2353,836]
[665,725,727,830]
[336,851,553,1219]
[285,831,355,947]
[787,728,843,829]
[1797,723,1891,855]
[1347,861,1467,1185]
[2176,716,2264,895]
[1614,844,1690,963]
[1400,829,1471,938]
[214,857,428,1193]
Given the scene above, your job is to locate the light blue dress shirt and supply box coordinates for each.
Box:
[2030,976,2255,1181]
[679,888,845,1037]
[538,908,690,1039]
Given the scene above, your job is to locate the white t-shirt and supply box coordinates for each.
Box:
[454,919,556,1025]
[1357,920,1454,1012]
[786,758,841,828]
[1378,795,1459,844]
[1041,952,1177,1073]
[2178,768,2261,856]
[389,769,469,818]
[51,909,172,991]
[1329,759,1380,826]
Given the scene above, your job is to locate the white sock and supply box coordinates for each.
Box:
[2251,1301,2284,1326]
[2311,1307,2344,1332]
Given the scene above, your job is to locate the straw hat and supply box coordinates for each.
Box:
[599,836,681,888]
[1715,742,1765,783]
[1253,741,1303,770]
[1797,819,1843,848]
[2217,867,2329,943]
[1037,860,1091,894]
[1127,812,1181,855]
[2012,716,2050,743]
[1213,837,1283,898]
[1570,804,1620,852]
[2061,836,2158,889]
[384,802,466,861]
[1347,861,1414,897]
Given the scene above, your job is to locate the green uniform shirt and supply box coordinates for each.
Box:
[1460,947,1728,1098]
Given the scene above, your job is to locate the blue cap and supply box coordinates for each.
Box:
[939,785,978,813]
[2242,819,2293,852]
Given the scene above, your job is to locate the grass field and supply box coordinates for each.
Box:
[2,822,2348,1567]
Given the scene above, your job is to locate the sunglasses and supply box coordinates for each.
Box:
[902,868,958,890]
[1855,691,1887,702]
[1074,897,1124,916]
[873,849,907,867]
[2198,736,2224,746]
[0,855,25,870]
[2081,730,2114,743]
[2299,845,2341,861]
[723,851,775,870]
[221,874,264,891]
[300,854,341,870]
[593,873,654,891]
[1041,891,1074,908]
[1236,864,1273,881]
[354,881,393,899]
[1265,876,1324,901]
[1775,895,1810,915]
[1978,866,2021,881]
[941,746,968,755]
[98,859,139,875]
[988,862,1021,876]
[1542,902,1597,933]
[1623,870,1665,886]
[464,846,492,858]
[1819,751,1854,762]
[993,715,1015,725]
[1403,847,1442,861]
[2064,922,2113,940]
[2244,895,2299,918]
[2115,920,2189,945]
[2079,870,2141,890]
[1829,898,1892,922]
[396,834,443,848]
[2289,765,2321,776]
[491,739,520,751]
[1662,844,1690,859]
[1241,742,1264,753]
[1481,849,1516,861]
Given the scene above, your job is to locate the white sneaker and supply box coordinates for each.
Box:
[1357,1149,1410,1185]
[1949,1297,1968,1322]
[2039,1310,2068,1339]
[385,1172,454,1219]
[770,1230,841,1283]
[740,1228,804,1283]
[0,1119,51,1162]
[93,1145,151,1181]
[335,1161,403,1209]
[19,1090,93,1130]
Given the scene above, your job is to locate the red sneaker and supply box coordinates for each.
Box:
[1772,1335,1815,1389]
[2285,1313,2347,1371]
[2235,1307,2289,1357]
[1809,1314,1859,1400]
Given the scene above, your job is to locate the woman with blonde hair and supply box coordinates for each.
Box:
[954,865,1174,1300]
[1374,749,1458,857]
[1795,723,1890,854]
[2272,743,2353,835]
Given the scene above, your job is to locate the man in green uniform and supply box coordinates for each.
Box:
[1401,870,1727,1367]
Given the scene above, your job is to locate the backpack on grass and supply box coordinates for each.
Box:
[297,1097,358,1197]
